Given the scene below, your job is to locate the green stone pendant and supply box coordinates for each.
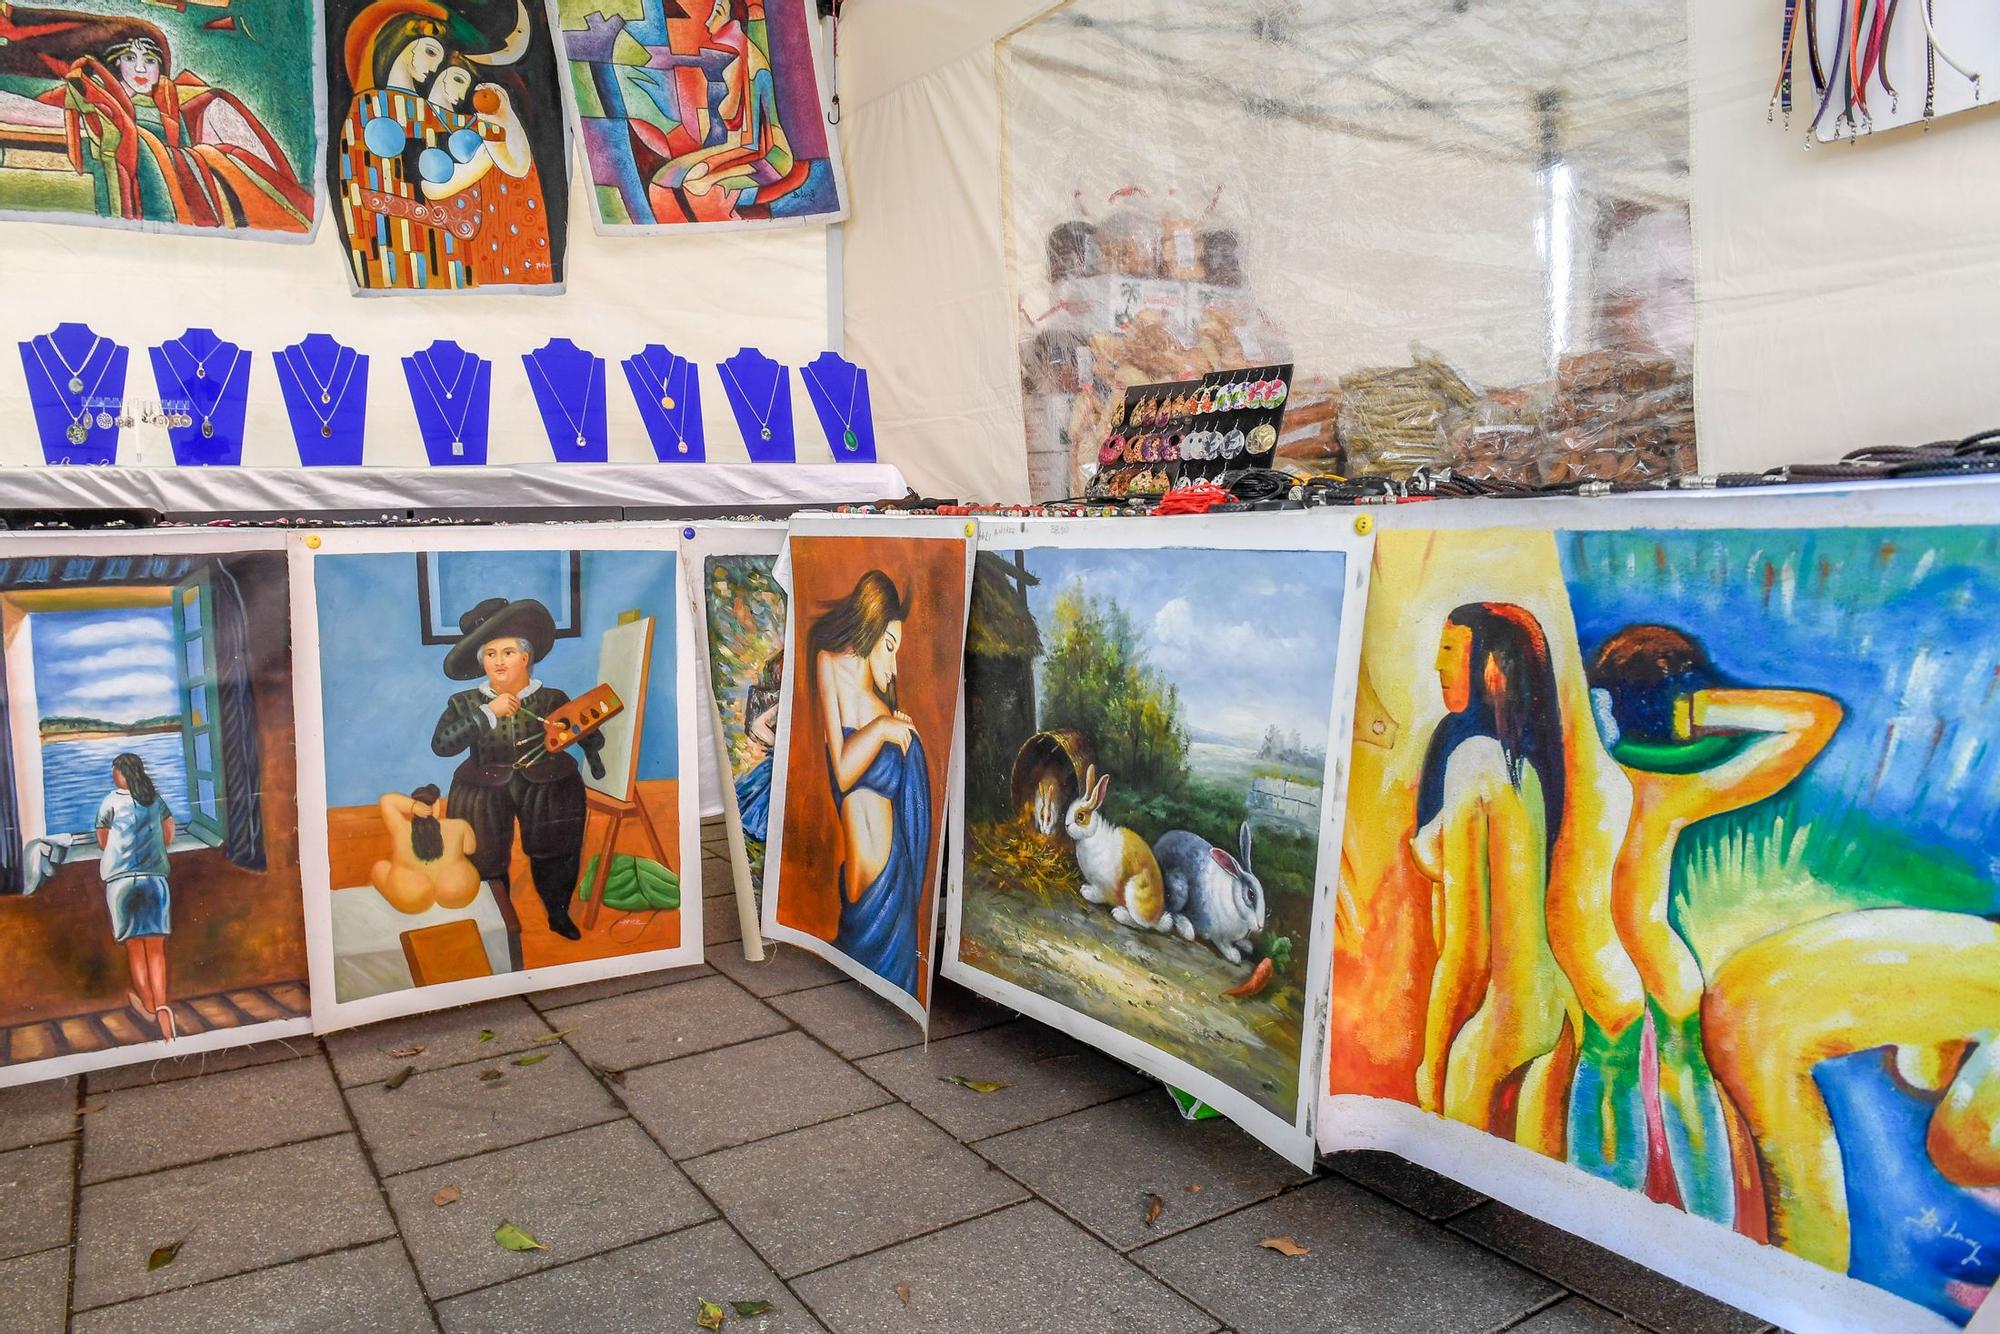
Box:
[761,426,772,441]
[843,429,858,451]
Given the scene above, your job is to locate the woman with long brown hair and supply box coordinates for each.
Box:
[95,752,177,1040]
[812,570,928,995]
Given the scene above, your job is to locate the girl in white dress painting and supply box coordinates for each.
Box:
[95,753,176,1042]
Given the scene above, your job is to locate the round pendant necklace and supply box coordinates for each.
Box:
[165,345,244,441]
[526,351,599,452]
[420,345,475,403]
[635,352,693,454]
[40,333,103,395]
[415,353,483,455]
[720,359,781,443]
[32,337,115,446]
[280,345,360,439]
[802,360,865,453]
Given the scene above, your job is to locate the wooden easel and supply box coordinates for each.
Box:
[575,788,672,931]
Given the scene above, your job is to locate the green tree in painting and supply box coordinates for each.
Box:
[1039,581,1189,795]
[703,556,787,776]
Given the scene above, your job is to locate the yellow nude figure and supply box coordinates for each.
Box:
[1412,606,1583,1152]
[1703,909,2000,1272]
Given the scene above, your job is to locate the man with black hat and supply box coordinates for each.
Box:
[431,597,606,941]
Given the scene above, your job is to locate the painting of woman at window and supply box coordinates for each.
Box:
[1410,602,1582,1155]
[811,572,929,997]
[0,12,312,231]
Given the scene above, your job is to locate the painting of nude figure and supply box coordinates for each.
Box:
[1327,526,2000,1327]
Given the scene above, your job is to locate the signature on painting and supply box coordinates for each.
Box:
[1906,1208,1986,1268]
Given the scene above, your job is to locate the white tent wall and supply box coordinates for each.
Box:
[0,180,831,469]
[837,0,2000,500]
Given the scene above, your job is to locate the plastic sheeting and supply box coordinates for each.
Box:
[1000,0,1696,499]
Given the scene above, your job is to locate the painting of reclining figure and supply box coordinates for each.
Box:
[0,534,308,1087]
[1325,524,2000,1328]
[301,530,698,1029]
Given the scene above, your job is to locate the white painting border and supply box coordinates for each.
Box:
[942,512,1374,1171]
[0,529,310,1089]
[760,514,973,1028]
[292,523,701,1034]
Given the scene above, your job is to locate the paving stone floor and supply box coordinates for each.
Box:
[0,824,1784,1333]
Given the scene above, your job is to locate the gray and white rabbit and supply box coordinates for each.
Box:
[1153,821,1265,963]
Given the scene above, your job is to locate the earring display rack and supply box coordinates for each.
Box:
[1088,363,1295,501]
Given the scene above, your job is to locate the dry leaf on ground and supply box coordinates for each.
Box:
[940,1075,1011,1094]
[494,1222,544,1252]
[1142,1192,1165,1226]
[1184,1184,1203,1193]
[478,1069,504,1083]
[601,1068,627,1086]
[77,1103,106,1116]
[696,1298,725,1330]
[530,1030,574,1046]
[146,1240,183,1272]
[512,1053,549,1067]
[731,1300,774,1317]
[1259,1236,1309,1258]
[385,1066,415,1091]
[387,1045,424,1059]
[432,1187,461,1208]
[894,1282,912,1305]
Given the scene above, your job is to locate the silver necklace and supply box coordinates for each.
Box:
[420,344,475,402]
[280,346,360,439]
[164,345,244,440]
[720,359,781,443]
[414,354,483,455]
[634,352,692,454]
[802,360,863,453]
[175,333,226,380]
[31,338,116,446]
[40,333,102,394]
[526,350,599,451]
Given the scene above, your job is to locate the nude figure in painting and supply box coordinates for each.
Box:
[1411,603,1583,1154]
[1589,625,1843,1226]
[370,784,480,915]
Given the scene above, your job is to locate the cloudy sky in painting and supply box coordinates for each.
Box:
[1018,545,1348,750]
[31,607,180,724]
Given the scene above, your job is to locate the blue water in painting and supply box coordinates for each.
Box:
[40,733,192,836]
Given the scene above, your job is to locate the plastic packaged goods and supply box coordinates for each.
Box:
[1097,185,1162,278]
[1159,187,1202,282]
[1046,190,1100,283]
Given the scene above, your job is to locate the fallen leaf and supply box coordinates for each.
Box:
[940,1075,1011,1094]
[1259,1235,1310,1258]
[146,1239,183,1272]
[512,1053,549,1067]
[478,1029,496,1043]
[731,1300,775,1317]
[493,1222,544,1252]
[601,1068,627,1086]
[1142,1192,1165,1227]
[432,1187,461,1208]
[387,1045,425,1059]
[530,1029,575,1046]
[696,1298,725,1330]
[385,1065,415,1091]
[894,1282,911,1306]
[77,1103,106,1116]
[1183,1184,1204,1194]
[477,1069,504,1083]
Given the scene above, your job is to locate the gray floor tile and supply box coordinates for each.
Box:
[82,1056,348,1184]
[0,1143,75,1262]
[1135,1177,1558,1333]
[438,1219,821,1333]
[387,1119,711,1299]
[975,1091,1304,1250]
[686,1103,1026,1277]
[325,997,554,1088]
[71,1135,393,1310]
[0,1077,78,1151]
[770,980,1014,1060]
[1515,1297,1648,1331]
[545,975,788,1074]
[1450,1204,1766,1334]
[70,1240,430,1334]
[524,963,713,1011]
[793,1200,1216,1334]
[0,1248,69,1334]
[706,904,745,947]
[620,1031,891,1160]
[85,1037,322,1095]
[346,1045,622,1176]
[855,1022,1150,1142]
[1325,1149,1488,1220]
[710,943,847,997]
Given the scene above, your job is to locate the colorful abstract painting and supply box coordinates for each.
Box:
[761,519,970,1024]
[0,1,318,236]
[946,517,1368,1166]
[1325,523,2000,1326]
[0,533,309,1087]
[557,0,845,232]
[297,528,699,1030]
[325,0,569,292]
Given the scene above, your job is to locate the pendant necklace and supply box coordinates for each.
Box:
[415,354,483,455]
[32,338,115,446]
[280,345,359,439]
[635,352,692,453]
[803,360,864,453]
[165,346,244,440]
[420,344,475,403]
[721,359,781,443]
[526,351,599,451]
[175,334,227,381]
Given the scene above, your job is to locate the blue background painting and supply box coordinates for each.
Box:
[314,549,679,808]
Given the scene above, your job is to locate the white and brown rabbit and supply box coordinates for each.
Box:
[1065,766,1171,931]
[1153,821,1265,963]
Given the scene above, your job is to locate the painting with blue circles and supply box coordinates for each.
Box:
[325,0,570,293]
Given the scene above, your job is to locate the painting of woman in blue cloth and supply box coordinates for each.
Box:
[95,753,177,1043]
